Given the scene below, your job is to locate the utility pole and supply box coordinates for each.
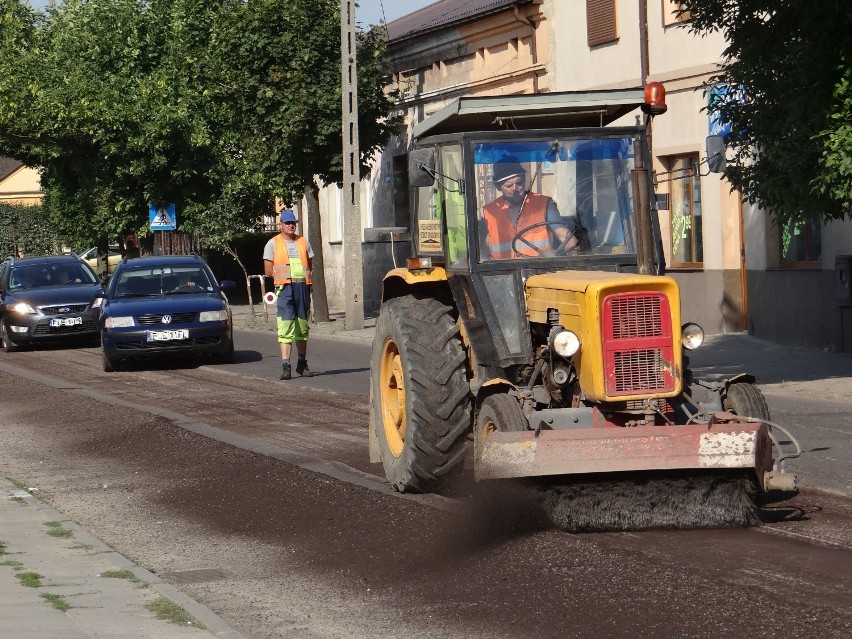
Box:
[340,0,364,330]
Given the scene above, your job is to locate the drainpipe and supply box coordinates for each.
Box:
[512,4,539,93]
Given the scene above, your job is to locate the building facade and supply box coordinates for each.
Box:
[0,158,42,207]
[328,0,851,350]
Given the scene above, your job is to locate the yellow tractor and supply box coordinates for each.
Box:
[369,87,798,530]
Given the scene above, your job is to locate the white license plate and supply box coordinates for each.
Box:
[50,317,82,327]
[146,329,190,342]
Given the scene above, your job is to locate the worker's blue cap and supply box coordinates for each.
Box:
[280,210,297,223]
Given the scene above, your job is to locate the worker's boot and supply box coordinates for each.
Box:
[296,359,313,377]
[280,362,292,380]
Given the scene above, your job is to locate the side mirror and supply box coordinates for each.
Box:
[705,135,726,173]
[219,280,236,291]
[408,148,436,187]
[100,275,111,286]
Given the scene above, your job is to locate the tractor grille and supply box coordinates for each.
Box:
[602,292,675,396]
[137,312,197,326]
[609,296,662,338]
[625,398,675,414]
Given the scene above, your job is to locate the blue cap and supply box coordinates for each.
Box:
[280,209,297,223]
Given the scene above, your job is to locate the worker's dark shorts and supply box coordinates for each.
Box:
[276,282,311,343]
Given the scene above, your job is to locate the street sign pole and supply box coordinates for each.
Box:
[340,0,364,330]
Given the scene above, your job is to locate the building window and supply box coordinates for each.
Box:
[392,155,410,228]
[587,0,617,47]
[781,217,822,266]
[662,0,691,27]
[667,155,703,267]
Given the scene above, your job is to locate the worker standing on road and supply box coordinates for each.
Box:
[263,209,314,380]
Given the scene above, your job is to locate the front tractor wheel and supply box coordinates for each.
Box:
[475,393,526,463]
[723,382,770,423]
[371,295,471,493]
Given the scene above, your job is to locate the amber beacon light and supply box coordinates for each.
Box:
[642,82,667,115]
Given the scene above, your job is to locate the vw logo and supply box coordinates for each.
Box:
[58,306,70,313]
[162,315,172,324]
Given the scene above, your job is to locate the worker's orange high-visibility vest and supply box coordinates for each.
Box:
[272,234,313,286]
[482,192,551,259]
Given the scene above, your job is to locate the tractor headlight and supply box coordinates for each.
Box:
[550,327,581,357]
[681,322,704,350]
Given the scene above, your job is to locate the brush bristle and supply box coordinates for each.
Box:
[541,472,761,533]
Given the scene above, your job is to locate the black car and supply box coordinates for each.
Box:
[0,255,103,352]
[98,254,235,372]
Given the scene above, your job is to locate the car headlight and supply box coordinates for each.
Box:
[200,309,229,322]
[11,302,37,314]
[105,316,135,328]
[681,322,705,350]
[549,327,581,357]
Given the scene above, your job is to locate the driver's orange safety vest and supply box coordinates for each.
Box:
[482,192,552,259]
[272,234,313,286]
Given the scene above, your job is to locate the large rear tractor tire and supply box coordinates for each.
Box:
[723,382,770,423]
[371,295,472,493]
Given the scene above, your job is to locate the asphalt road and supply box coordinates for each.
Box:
[1,331,851,638]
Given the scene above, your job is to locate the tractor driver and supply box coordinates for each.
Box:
[481,159,580,260]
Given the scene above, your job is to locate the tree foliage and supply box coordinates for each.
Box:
[0,0,397,255]
[683,0,852,226]
[0,202,56,256]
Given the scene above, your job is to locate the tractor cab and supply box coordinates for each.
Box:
[398,89,662,371]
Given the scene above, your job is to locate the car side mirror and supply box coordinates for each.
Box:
[219,280,236,291]
[100,275,111,286]
[705,135,726,173]
[408,148,436,187]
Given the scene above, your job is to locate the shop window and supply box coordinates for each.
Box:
[780,217,822,266]
[587,0,617,47]
[667,155,703,267]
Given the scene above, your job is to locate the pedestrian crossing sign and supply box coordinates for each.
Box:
[149,203,177,231]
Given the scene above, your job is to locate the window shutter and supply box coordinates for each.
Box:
[587,0,618,47]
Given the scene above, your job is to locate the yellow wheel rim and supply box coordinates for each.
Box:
[477,412,498,459]
[379,338,406,457]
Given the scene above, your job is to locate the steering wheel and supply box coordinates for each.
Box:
[511,220,580,257]
[177,283,200,293]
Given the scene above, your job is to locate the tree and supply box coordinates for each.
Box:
[683,0,852,227]
[207,0,400,320]
[0,0,223,250]
[0,0,399,318]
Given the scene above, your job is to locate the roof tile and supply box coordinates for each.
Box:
[386,0,530,42]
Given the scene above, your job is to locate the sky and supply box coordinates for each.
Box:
[27,1,439,26]
[357,0,437,27]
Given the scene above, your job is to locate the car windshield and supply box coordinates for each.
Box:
[9,262,98,289]
[472,135,639,263]
[114,266,213,297]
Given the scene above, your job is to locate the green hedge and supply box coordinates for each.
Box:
[0,203,58,257]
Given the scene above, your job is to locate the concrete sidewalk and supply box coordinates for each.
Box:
[230,302,376,341]
[0,477,245,639]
